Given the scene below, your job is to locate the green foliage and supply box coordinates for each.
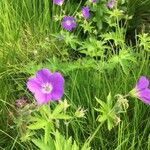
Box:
[108,50,136,74]
[95,93,129,131]
[32,130,90,150]
[13,100,89,149]
[79,37,109,57]
[0,0,150,150]
[102,29,125,46]
[138,33,150,51]
[80,21,94,34]
[95,93,117,131]
[27,101,72,131]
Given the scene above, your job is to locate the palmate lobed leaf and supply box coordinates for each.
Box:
[28,120,47,130]
[95,97,108,109]
[138,33,150,51]
[32,131,84,150]
[44,123,52,144]
[95,94,120,130]
[32,138,54,150]
[51,102,71,119]
[54,130,83,150]
[27,114,55,131]
[108,50,136,74]
[102,30,125,46]
[52,103,65,116]
[79,37,109,57]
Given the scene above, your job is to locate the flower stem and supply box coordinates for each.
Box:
[85,122,104,145]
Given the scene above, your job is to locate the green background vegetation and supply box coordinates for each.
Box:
[0,0,150,149]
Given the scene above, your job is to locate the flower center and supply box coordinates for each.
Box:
[66,20,71,26]
[58,1,63,5]
[42,83,53,94]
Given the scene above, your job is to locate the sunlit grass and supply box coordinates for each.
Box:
[0,0,150,149]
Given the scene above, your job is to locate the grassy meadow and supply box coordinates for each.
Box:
[0,0,150,149]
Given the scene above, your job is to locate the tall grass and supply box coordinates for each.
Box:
[0,0,150,149]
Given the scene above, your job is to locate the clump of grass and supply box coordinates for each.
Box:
[0,0,150,150]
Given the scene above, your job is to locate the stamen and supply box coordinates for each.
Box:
[42,83,53,94]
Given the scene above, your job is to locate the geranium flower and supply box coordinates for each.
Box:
[61,16,76,31]
[82,6,90,19]
[106,0,115,9]
[129,76,150,105]
[27,68,64,104]
[53,0,64,6]
[92,0,97,3]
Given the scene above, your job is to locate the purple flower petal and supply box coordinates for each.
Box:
[138,89,150,105]
[50,72,64,100]
[34,92,52,104]
[135,76,149,91]
[63,16,74,21]
[61,16,76,31]
[107,0,115,9]
[26,68,65,105]
[53,0,64,6]
[92,0,97,3]
[36,68,52,83]
[27,78,41,93]
[82,6,90,19]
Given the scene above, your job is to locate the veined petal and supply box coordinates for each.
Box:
[50,72,64,100]
[27,77,41,93]
[34,92,52,104]
[36,68,52,83]
[53,0,64,5]
[138,89,150,105]
[135,76,149,91]
[82,6,90,19]
[92,0,97,3]
[61,16,76,31]
[107,0,115,9]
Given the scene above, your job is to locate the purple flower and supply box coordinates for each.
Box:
[61,16,76,31]
[92,0,97,3]
[82,6,90,19]
[130,76,150,105]
[107,0,115,9]
[27,68,64,105]
[53,0,64,6]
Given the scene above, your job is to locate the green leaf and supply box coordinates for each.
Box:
[44,123,52,144]
[28,120,47,130]
[108,50,135,74]
[72,141,80,150]
[52,103,64,117]
[64,137,72,150]
[54,114,72,120]
[107,118,114,131]
[54,130,64,150]
[97,115,107,122]
[107,92,112,108]
[32,138,52,150]
[95,97,107,109]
